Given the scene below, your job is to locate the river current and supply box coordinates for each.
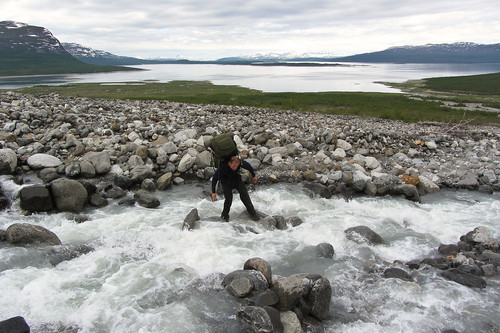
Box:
[0,177,499,332]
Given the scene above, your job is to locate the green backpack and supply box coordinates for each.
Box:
[210,133,238,168]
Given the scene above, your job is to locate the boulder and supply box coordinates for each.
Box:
[391,184,420,202]
[306,277,332,320]
[223,270,269,292]
[6,223,62,246]
[195,150,212,168]
[383,267,414,281]
[280,311,303,333]
[134,190,160,208]
[178,154,196,173]
[344,225,385,245]
[130,165,153,184]
[244,257,272,286]
[182,208,200,230]
[156,172,173,191]
[271,273,311,311]
[440,268,487,289]
[288,216,303,227]
[19,184,54,212]
[0,148,18,174]
[237,306,274,333]
[0,316,30,333]
[303,182,332,199]
[315,243,335,258]
[81,151,111,174]
[27,153,62,169]
[228,277,253,298]
[50,178,88,213]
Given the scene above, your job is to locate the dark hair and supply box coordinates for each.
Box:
[223,151,239,164]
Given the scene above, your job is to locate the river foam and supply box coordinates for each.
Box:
[1,181,499,332]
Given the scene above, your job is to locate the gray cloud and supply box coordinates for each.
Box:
[2,0,499,58]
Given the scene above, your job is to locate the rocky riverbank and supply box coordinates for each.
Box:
[0,91,499,213]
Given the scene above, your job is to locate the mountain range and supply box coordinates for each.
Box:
[0,21,136,76]
[1,20,500,76]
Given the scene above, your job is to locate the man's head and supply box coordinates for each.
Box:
[227,155,240,171]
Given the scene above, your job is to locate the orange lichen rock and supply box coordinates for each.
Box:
[402,174,420,185]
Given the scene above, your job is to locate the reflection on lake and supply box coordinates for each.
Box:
[1,62,500,92]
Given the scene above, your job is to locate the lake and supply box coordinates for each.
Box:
[2,62,500,92]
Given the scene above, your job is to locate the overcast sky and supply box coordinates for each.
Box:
[2,0,500,59]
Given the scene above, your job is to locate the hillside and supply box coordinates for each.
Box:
[335,42,500,63]
[0,21,137,76]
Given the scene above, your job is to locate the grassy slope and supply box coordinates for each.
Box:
[15,79,500,126]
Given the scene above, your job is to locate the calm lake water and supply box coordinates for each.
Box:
[2,62,500,92]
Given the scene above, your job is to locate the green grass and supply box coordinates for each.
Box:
[13,79,500,126]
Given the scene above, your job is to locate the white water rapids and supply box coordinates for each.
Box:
[0,178,499,333]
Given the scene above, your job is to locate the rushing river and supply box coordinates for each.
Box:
[0,177,499,333]
[2,62,500,92]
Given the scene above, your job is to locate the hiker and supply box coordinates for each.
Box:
[211,153,259,222]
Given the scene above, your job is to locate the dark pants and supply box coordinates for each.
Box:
[220,176,256,218]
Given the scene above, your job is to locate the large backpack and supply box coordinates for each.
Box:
[210,133,238,168]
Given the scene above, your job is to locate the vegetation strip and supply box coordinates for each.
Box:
[12,73,500,126]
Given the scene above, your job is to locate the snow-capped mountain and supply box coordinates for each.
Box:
[0,20,69,55]
[61,42,152,65]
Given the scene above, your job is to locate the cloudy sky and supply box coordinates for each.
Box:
[2,0,500,59]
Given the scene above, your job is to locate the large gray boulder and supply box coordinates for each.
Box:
[19,184,54,212]
[0,316,30,333]
[223,270,269,292]
[50,178,88,213]
[344,225,385,245]
[134,190,160,208]
[182,208,200,230]
[0,148,17,174]
[27,153,62,169]
[244,257,272,286]
[6,223,62,245]
[81,151,111,174]
[237,306,274,333]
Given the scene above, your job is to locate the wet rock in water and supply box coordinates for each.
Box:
[19,184,54,212]
[237,306,274,333]
[88,193,108,207]
[223,270,269,292]
[46,244,94,266]
[315,242,335,258]
[182,208,200,230]
[390,184,420,202]
[0,229,6,242]
[273,215,288,230]
[306,276,332,320]
[244,257,272,286]
[288,216,303,227]
[344,225,385,245]
[50,178,88,213]
[6,223,62,246]
[303,182,332,199]
[440,268,487,289]
[383,267,414,281]
[134,190,160,208]
[0,316,30,333]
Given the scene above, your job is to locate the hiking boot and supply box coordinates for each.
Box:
[249,213,260,221]
[221,214,229,222]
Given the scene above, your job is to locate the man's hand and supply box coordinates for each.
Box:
[211,193,217,201]
[253,177,258,184]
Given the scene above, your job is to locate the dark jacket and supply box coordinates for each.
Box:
[211,160,255,193]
